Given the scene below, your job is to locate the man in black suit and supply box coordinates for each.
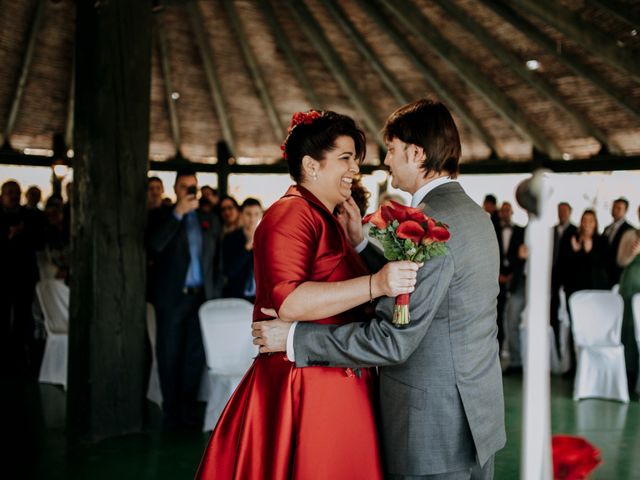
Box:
[603,197,633,287]
[496,202,525,355]
[550,202,577,349]
[222,198,263,302]
[147,168,223,429]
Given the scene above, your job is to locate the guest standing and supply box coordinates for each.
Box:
[147,168,223,430]
[222,198,263,302]
[617,205,640,390]
[603,197,633,287]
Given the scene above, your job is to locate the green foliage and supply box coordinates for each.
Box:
[368,223,449,262]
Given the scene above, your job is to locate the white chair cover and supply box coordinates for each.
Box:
[199,298,257,432]
[518,289,571,374]
[146,303,163,407]
[633,293,640,395]
[36,279,69,389]
[570,290,629,402]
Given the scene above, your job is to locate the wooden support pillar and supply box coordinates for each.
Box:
[68,0,152,443]
[217,140,231,198]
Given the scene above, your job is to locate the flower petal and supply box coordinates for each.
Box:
[396,220,426,244]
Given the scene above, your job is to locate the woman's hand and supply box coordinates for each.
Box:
[336,197,364,246]
[372,261,420,298]
[571,235,581,252]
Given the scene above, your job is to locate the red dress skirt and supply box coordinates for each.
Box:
[195,186,383,479]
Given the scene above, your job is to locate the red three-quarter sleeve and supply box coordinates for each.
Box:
[254,197,319,314]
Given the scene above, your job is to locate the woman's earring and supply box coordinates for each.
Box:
[312,171,318,181]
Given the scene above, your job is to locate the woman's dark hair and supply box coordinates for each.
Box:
[219,195,240,208]
[579,209,599,236]
[283,111,366,183]
[383,99,461,179]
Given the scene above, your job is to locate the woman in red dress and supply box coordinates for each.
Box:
[195,111,417,480]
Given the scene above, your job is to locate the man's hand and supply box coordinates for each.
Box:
[174,193,198,216]
[252,307,291,353]
[336,197,364,246]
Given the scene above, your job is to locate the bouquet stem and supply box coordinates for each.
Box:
[392,293,410,328]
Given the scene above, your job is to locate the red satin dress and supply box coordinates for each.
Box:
[195,185,382,480]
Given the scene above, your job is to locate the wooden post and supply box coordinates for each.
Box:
[217,140,231,198]
[68,0,151,443]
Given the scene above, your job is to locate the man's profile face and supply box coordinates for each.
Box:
[384,137,414,192]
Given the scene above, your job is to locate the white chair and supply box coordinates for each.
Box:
[36,279,69,389]
[146,303,163,408]
[199,298,257,432]
[518,288,571,374]
[569,290,629,403]
[633,293,640,395]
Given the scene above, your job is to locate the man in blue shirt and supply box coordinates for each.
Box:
[147,168,223,430]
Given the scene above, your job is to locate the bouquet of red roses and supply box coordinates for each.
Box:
[363,200,451,327]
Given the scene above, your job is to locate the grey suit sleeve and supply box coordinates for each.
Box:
[293,252,455,368]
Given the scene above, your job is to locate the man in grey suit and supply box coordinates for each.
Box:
[253,100,505,479]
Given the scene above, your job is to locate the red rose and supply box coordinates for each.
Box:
[363,209,387,229]
[201,220,210,231]
[552,435,601,480]
[396,220,426,244]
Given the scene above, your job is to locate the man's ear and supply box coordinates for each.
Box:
[409,144,426,165]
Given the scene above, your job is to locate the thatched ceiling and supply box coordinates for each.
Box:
[1,0,639,168]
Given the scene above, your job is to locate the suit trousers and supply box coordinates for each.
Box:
[386,455,494,480]
[155,290,206,429]
[505,286,526,368]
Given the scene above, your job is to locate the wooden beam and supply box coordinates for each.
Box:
[284,0,385,147]
[512,0,640,83]
[381,0,563,159]
[216,140,231,197]
[2,0,47,147]
[325,0,409,106]
[69,0,151,443]
[5,151,638,174]
[154,5,182,155]
[432,0,622,155]
[355,0,500,156]
[259,0,323,109]
[223,0,285,141]
[480,0,640,121]
[585,0,640,31]
[186,1,236,155]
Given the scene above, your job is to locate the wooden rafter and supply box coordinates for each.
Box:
[186,1,236,155]
[285,0,384,147]
[584,0,640,31]
[223,0,285,141]
[259,0,323,109]
[324,0,409,106]
[512,0,640,83]
[6,151,640,174]
[433,0,622,155]
[3,0,47,147]
[356,0,499,156]
[481,0,640,121]
[154,6,182,156]
[381,0,563,159]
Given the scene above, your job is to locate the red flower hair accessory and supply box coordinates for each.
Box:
[280,110,323,160]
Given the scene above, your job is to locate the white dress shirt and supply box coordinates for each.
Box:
[285,177,457,361]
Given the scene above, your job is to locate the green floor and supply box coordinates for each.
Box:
[7,374,640,479]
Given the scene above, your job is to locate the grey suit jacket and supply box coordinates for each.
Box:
[294,182,505,476]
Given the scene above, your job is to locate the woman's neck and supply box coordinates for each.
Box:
[299,181,336,212]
